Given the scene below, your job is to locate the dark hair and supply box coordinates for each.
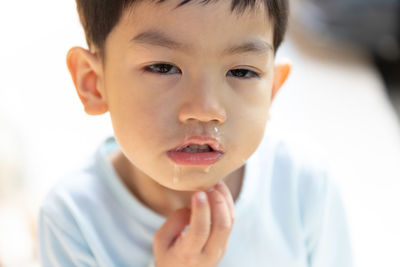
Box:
[76,0,289,56]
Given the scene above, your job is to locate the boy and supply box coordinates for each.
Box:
[39,0,352,266]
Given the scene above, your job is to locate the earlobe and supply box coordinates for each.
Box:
[271,60,292,101]
[66,47,108,115]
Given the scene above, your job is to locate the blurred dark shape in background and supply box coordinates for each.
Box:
[294,0,400,114]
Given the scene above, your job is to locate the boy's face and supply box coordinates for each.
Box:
[72,0,288,191]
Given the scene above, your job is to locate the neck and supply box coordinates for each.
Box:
[109,150,244,217]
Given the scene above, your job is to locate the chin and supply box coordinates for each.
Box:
[155,164,227,191]
[164,179,217,192]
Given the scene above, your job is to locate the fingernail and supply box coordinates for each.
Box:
[216,181,224,189]
[197,192,207,203]
[206,186,214,192]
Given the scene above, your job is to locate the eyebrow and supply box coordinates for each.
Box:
[130,30,273,55]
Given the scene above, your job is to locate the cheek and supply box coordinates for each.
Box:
[227,80,271,156]
[231,106,268,147]
[138,104,177,143]
[231,76,272,103]
[110,91,178,150]
[232,80,272,120]
[226,110,266,171]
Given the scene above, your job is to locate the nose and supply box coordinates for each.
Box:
[178,78,227,125]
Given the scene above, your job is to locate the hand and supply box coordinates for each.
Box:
[153,181,235,267]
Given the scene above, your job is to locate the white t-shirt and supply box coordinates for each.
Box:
[38,135,352,267]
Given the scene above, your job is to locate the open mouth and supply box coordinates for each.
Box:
[168,139,224,166]
[178,144,214,153]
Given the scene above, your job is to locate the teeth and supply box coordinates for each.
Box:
[182,144,212,153]
[189,144,209,149]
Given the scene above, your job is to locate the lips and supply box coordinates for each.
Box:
[171,136,223,153]
[167,136,224,166]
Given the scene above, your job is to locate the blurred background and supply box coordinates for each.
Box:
[0,0,399,266]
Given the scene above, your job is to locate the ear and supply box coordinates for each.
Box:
[66,47,108,115]
[271,60,292,101]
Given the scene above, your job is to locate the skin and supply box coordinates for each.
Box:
[67,0,291,265]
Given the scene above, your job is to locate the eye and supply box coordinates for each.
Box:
[227,68,260,79]
[144,63,181,75]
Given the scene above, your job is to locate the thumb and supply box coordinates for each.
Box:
[154,207,191,253]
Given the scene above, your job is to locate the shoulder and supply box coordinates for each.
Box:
[247,135,352,265]
[39,157,108,225]
[263,133,335,225]
[38,162,101,266]
[266,133,331,193]
[38,157,108,246]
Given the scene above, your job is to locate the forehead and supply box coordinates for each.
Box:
[125,0,271,23]
[107,0,273,56]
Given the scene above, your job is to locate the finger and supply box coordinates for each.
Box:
[215,181,235,222]
[203,189,232,258]
[178,191,211,254]
[154,207,191,253]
